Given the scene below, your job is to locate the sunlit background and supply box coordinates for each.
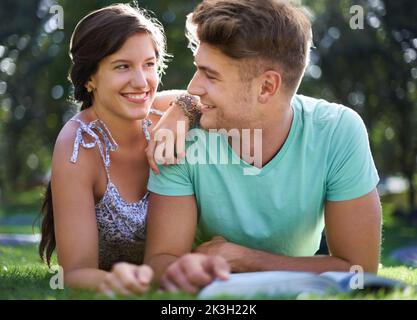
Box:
[0,0,416,235]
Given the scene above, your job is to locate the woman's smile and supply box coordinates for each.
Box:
[121,91,150,104]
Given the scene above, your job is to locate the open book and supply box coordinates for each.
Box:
[197,271,410,299]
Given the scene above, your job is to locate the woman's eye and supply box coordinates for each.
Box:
[145,62,156,68]
[116,64,129,70]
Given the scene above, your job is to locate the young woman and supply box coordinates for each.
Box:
[38,3,197,295]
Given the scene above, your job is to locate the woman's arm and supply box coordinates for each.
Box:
[51,121,103,290]
[152,90,187,112]
[51,122,151,294]
[146,93,201,174]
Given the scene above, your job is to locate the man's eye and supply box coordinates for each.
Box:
[145,62,156,68]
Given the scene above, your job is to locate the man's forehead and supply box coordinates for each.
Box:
[194,43,240,70]
[194,43,220,60]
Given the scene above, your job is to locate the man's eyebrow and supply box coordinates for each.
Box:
[193,62,221,77]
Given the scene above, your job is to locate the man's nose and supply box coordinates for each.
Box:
[187,73,205,97]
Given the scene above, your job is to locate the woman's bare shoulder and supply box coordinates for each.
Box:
[52,111,101,175]
[55,110,95,148]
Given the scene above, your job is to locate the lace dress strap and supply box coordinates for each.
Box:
[70,110,163,166]
[149,108,164,117]
[141,108,165,142]
[69,119,118,179]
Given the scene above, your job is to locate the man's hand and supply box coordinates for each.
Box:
[160,253,230,294]
[193,236,245,272]
[193,236,229,255]
[98,263,153,296]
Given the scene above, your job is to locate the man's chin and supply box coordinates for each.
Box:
[199,117,212,130]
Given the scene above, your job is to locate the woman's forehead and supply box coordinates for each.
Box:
[109,33,157,61]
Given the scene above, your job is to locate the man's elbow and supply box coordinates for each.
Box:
[333,252,380,274]
[348,257,380,274]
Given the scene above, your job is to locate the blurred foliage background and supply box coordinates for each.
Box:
[0,0,416,227]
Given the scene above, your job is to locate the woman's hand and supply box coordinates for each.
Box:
[147,92,201,174]
[146,101,190,175]
[98,263,153,296]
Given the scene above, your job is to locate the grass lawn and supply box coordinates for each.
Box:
[0,244,195,300]
[0,225,40,234]
[1,190,417,300]
[1,243,416,300]
[1,224,417,300]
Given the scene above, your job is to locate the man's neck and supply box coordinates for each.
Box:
[259,104,294,167]
[234,100,294,168]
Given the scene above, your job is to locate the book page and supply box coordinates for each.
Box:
[198,271,342,299]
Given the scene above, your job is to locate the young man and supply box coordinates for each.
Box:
[144,0,381,293]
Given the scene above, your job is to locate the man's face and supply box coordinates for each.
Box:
[187,43,261,131]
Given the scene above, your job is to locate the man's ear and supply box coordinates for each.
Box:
[258,71,281,104]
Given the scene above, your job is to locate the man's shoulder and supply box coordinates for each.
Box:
[294,94,363,129]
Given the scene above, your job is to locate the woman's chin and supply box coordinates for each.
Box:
[132,110,149,120]
[123,104,151,120]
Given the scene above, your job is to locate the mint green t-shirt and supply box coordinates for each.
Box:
[147,95,379,257]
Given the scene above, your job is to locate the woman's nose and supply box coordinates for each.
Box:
[131,69,148,88]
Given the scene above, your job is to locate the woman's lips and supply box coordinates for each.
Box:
[121,92,149,104]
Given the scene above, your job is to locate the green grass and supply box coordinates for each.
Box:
[0,244,195,300]
[1,190,416,299]
[0,186,44,217]
[0,225,40,234]
[1,240,416,300]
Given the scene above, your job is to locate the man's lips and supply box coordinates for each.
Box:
[200,103,216,112]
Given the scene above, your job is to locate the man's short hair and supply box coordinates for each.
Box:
[186,0,312,93]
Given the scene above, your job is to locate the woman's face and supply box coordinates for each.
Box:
[88,32,159,121]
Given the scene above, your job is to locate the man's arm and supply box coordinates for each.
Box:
[144,193,230,293]
[324,188,381,273]
[144,193,198,282]
[195,189,382,274]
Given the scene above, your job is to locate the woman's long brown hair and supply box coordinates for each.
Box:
[38,3,168,266]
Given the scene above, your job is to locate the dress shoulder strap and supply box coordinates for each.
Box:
[149,108,164,117]
[141,108,165,142]
[69,119,118,179]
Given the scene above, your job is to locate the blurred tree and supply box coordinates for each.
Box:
[0,0,53,202]
[0,0,198,206]
[301,0,417,218]
[0,0,416,220]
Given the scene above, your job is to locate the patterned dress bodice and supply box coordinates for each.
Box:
[69,109,163,270]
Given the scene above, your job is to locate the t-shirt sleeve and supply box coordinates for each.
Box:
[147,161,195,196]
[326,108,380,201]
